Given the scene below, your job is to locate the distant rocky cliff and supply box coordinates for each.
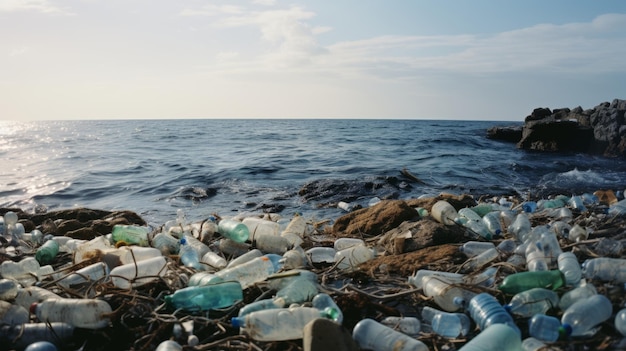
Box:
[487,98,626,158]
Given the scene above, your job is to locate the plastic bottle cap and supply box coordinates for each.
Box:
[180,238,187,245]
[164,295,173,306]
[29,302,38,315]
[560,324,573,337]
[231,317,244,328]
[503,304,512,313]
[495,229,502,235]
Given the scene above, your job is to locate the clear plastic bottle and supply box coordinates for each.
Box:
[252,232,292,254]
[467,292,520,335]
[305,247,336,264]
[35,239,60,265]
[380,316,421,337]
[109,255,168,289]
[57,262,109,289]
[312,293,343,324]
[111,225,150,246]
[217,219,250,243]
[243,217,280,238]
[456,208,492,240]
[155,340,183,351]
[422,276,473,312]
[232,306,335,342]
[226,248,263,268]
[431,200,458,226]
[407,269,464,289]
[31,298,113,329]
[537,231,562,266]
[237,298,286,318]
[280,246,306,269]
[281,214,306,237]
[557,251,581,286]
[73,236,114,264]
[102,246,162,269]
[459,241,495,257]
[503,288,559,318]
[614,308,626,337]
[498,270,565,295]
[525,250,548,272]
[561,294,612,337]
[334,238,365,251]
[558,282,597,310]
[0,257,41,281]
[482,211,503,237]
[550,220,572,238]
[352,318,429,351]
[14,286,62,310]
[521,337,548,351]
[421,305,471,338]
[508,213,532,242]
[528,313,569,342]
[179,238,202,270]
[581,257,626,283]
[181,234,211,258]
[187,271,223,286]
[0,278,18,301]
[568,224,588,242]
[568,195,587,212]
[164,281,243,311]
[458,323,523,351]
[151,232,180,255]
[215,254,282,289]
[0,300,30,325]
[0,322,75,351]
[274,275,318,305]
[200,250,227,269]
[334,244,374,272]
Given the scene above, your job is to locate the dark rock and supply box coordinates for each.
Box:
[91,220,114,236]
[512,98,626,157]
[56,220,85,236]
[65,227,99,240]
[376,219,465,254]
[486,125,523,143]
[18,220,35,233]
[303,318,359,351]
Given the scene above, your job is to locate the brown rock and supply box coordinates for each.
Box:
[303,318,359,351]
[405,193,477,212]
[332,200,418,238]
[377,219,465,255]
[65,227,100,240]
[56,219,85,236]
[359,244,464,277]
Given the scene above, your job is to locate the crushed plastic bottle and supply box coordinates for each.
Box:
[503,288,559,318]
[421,305,471,338]
[380,316,421,337]
[352,318,429,351]
[334,244,374,272]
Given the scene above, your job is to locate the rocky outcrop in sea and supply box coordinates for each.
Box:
[487,98,626,157]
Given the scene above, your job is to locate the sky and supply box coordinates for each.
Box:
[1,0,626,121]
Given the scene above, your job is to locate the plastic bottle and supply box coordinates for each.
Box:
[164,281,243,311]
[521,337,548,351]
[568,195,587,212]
[35,239,60,265]
[525,250,548,272]
[334,237,365,251]
[109,255,168,289]
[243,217,280,237]
[0,257,41,281]
[226,248,263,268]
[111,225,150,246]
[218,238,251,257]
[312,293,343,324]
[237,298,286,318]
[557,251,581,286]
[280,246,306,269]
[155,340,183,351]
[459,323,523,351]
[459,241,495,257]
[101,246,163,269]
[0,322,75,351]
[0,300,30,325]
[615,308,626,337]
[467,292,520,335]
[14,286,62,310]
[200,250,227,269]
[0,278,18,300]
[561,294,612,337]
[498,270,565,295]
[72,236,113,264]
[521,201,537,213]
[305,246,337,264]
[528,313,569,342]
[266,269,318,291]
[215,254,282,289]
[537,231,563,266]
[421,305,471,338]
[456,208,492,240]
[568,224,588,242]
[508,213,532,242]
[482,211,503,237]
[151,232,181,255]
[231,306,335,342]
[181,234,211,258]
[334,244,374,272]
[274,275,318,305]
[431,200,458,226]
[503,288,559,318]
[178,238,202,270]
[558,282,597,310]
[31,298,113,329]
[380,316,421,337]
[252,231,292,254]
[352,318,429,351]
[217,218,250,243]
[57,262,109,289]
[422,276,473,312]
[581,257,626,283]
[407,269,464,289]
[461,240,514,273]
[281,214,306,238]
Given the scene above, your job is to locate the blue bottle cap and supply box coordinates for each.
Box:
[560,323,573,337]
[495,229,502,236]
[231,317,244,328]
[180,238,187,245]
[503,304,512,313]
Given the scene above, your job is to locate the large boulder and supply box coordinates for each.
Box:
[489,98,626,157]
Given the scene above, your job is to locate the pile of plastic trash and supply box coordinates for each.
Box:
[1,189,626,351]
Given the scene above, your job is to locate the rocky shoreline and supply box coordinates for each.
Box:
[2,187,626,350]
[487,98,626,158]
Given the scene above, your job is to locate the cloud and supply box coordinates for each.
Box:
[0,0,71,14]
[252,0,276,6]
[180,4,245,17]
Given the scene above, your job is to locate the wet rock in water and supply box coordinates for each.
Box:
[65,227,100,240]
[332,200,419,238]
[56,220,84,236]
[377,219,465,254]
[303,318,359,351]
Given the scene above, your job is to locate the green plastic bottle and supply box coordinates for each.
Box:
[111,225,150,246]
[35,239,59,265]
[498,270,565,295]
[164,281,243,311]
